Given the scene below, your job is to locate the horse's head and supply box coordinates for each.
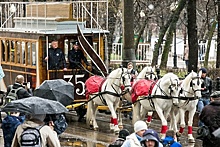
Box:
[189,71,202,98]
[161,73,180,105]
[138,66,157,81]
[120,68,132,92]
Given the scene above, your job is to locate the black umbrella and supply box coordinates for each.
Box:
[2,96,68,114]
[33,79,74,106]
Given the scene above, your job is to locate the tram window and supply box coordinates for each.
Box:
[10,41,15,63]
[17,41,22,64]
[64,39,69,61]
[21,41,25,64]
[32,43,36,66]
[1,40,6,62]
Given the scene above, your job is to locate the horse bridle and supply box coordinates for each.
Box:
[190,76,201,94]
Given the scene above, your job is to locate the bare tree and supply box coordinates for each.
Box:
[187,0,198,72]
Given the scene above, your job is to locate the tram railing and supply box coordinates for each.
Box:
[0,1,108,31]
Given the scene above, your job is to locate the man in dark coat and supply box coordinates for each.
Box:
[44,40,67,70]
[199,91,220,147]
[68,40,89,69]
[6,75,32,100]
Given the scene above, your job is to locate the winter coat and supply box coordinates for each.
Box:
[6,83,32,100]
[162,136,182,147]
[199,100,220,147]
[1,115,25,147]
[121,133,142,147]
[46,48,66,70]
[11,119,61,147]
[201,76,212,97]
[68,49,88,69]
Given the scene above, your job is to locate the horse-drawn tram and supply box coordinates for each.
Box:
[0,1,109,102]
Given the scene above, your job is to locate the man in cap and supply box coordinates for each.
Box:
[197,68,212,115]
[68,40,89,69]
[199,91,220,147]
[121,120,148,147]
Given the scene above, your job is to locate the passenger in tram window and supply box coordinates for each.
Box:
[68,40,89,69]
[121,120,148,147]
[44,40,67,71]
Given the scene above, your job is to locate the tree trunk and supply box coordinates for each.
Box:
[217,0,220,68]
[187,0,198,72]
[204,20,217,67]
[122,0,135,67]
[151,0,187,67]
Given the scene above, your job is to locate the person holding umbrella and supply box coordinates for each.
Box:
[2,97,68,147]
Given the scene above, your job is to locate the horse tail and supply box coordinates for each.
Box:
[132,100,141,125]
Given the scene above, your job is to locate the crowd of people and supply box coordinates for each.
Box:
[1,75,67,147]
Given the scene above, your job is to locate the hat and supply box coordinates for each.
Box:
[199,67,207,73]
[72,40,80,46]
[143,129,161,142]
[210,91,220,98]
[134,120,148,133]
[141,134,159,146]
[119,129,130,139]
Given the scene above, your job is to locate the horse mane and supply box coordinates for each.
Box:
[182,71,197,86]
[107,68,125,84]
[136,66,154,79]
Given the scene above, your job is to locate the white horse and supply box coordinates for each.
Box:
[170,70,202,142]
[132,72,180,138]
[85,67,132,133]
[134,66,157,84]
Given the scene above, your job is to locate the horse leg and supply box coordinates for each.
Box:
[187,108,196,143]
[155,105,168,139]
[132,101,141,125]
[86,100,99,130]
[107,101,120,134]
[178,108,186,137]
[169,107,178,133]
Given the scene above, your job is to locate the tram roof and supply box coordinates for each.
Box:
[1,19,109,35]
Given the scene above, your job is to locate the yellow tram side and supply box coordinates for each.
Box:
[0,1,109,104]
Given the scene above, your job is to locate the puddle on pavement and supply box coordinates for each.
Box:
[60,138,107,147]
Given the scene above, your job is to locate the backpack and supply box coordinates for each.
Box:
[108,138,125,147]
[53,114,68,135]
[162,139,174,147]
[20,125,44,147]
[5,85,23,104]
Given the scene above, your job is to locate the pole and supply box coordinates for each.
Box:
[173,27,177,68]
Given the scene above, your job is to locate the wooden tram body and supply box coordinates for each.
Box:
[0,1,109,103]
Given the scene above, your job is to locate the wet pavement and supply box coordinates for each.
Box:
[61,111,203,147]
[0,111,203,147]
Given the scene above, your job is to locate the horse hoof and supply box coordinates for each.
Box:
[94,127,99,131]
[115,130,120,134]
[119,125,123,129]
[188,138,195,143]
[176,132,182,137]
[146,121,151,127]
